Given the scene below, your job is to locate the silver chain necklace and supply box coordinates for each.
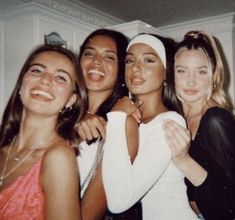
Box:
[0,134,53,186]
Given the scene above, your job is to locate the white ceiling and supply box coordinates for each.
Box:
[74,0,235,27]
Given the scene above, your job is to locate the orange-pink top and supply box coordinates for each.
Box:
[0,158,45,220]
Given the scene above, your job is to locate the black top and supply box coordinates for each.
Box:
[185,107,235,220]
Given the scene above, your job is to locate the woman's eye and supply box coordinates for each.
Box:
[105,55,116,61]
[145,58,155,63]
[175,69,185,74]
[55,75,67,82]
[31,69,42,75]
[83,50,93,57]
[125,58,133,64]
[198,70,207,75]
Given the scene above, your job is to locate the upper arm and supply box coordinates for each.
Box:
[41,145,81,220]
[202,109,235,172]
[103,112,172,212]
[81,163,107,220]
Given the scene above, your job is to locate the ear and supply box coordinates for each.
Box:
[65,93,77,108]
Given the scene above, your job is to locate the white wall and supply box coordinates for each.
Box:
[0,21,3,116]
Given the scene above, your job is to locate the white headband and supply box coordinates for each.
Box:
[127,34,166,68]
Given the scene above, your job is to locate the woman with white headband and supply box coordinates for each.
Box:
[102,33,198,219]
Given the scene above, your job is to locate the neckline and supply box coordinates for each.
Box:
[0,157,43,194]
[140,110,176,126]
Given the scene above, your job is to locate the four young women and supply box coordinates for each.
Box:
[0,27,234,220]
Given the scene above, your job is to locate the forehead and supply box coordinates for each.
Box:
[30,51,76,77]
[31,51,72,63]
[31,51,75,70]
[127,43,156,54]
[175,48,208,63]
[86,35,117,51]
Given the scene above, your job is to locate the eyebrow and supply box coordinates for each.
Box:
[84,47,117,55]
[126,52,159,57]
[29,63,72,77]
[174,65,208,69]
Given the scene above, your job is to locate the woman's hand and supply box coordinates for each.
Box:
[111,96,142,123]
[76,113,107,141]
[163,119,191,166]
[163,120,208,186]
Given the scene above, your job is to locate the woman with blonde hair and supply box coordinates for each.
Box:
[164,30,235,220]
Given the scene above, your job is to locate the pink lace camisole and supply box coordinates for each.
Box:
[0,158,45,220]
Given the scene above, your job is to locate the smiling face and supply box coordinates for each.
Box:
[174,48,213,104]
[125,43,165,97]
[20,51,77,116]
[80,35,118,95]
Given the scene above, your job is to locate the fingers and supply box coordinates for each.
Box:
[163,120,191,158]
[112,96,138,115]
[131,108,142,124]
[87,116,107,140]
[76,115,107,141]
[164,120,190,145]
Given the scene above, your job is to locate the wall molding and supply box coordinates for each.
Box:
[159,13,235,39]
[108,20,165,38]
[1,0,123,27]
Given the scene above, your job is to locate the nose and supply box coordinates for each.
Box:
[40,72,52,86]
[187,72,196,86]
[132,60,141,72]
[93,54,102,66]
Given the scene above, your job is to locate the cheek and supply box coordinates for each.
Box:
[20,76,32,94]
[80,59,89,73]
[174,80,184,93]
[201,79,212,93]
[107,64,118,80]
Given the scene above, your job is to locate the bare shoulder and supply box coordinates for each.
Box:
[42,138,77,176]
[44,139,76,162]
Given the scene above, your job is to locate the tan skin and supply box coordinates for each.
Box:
[0,51,81,220]
[122,43,168,122]
[77,35,139,220]
[78,41,171,219]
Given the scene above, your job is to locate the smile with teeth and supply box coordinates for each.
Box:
[31,89,54,99]
[88,70,105,77]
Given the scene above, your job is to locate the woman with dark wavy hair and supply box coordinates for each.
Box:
[76,29,142,220]
[0,44,87,220]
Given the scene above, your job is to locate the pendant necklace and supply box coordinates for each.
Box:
[0,134,53,186]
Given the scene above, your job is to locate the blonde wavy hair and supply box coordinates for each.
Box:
[175,30,233,111]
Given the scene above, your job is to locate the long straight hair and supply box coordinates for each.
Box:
[0,44,88,147]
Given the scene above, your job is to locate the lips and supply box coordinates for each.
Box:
[130,77,144,85]
[183,89,198,95]
[30,89,54,100]
[87,69,105,81]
